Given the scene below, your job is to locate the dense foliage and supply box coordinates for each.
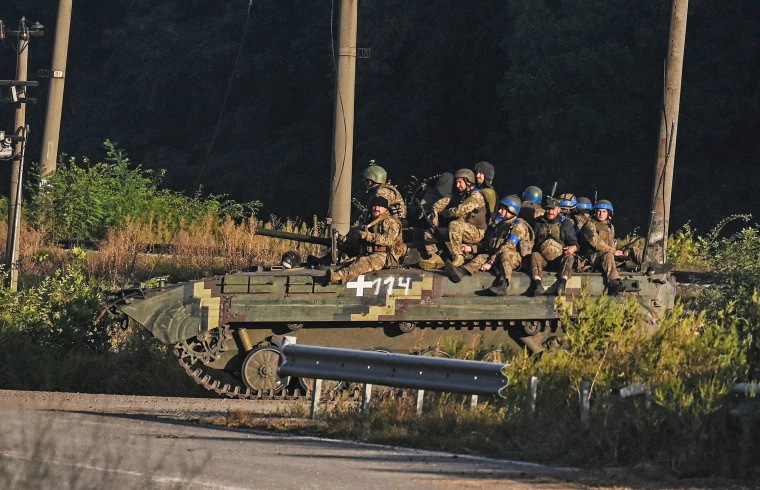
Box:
[2,1,760,233]
[28,141,259,242]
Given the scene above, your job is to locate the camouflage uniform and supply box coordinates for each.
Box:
[426,189,487,259]
[335,213,406,283]
[573,213,591,236]
[464,216,534,282]
[518,201,544,228]
[531,214,578,279]
[365,183,407,220]
[579,218,620,281]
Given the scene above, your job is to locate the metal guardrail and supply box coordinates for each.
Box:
[279,344,509,397]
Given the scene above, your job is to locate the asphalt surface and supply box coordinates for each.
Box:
[0,391,579,490]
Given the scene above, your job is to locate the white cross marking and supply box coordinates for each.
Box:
[346,275,376,297]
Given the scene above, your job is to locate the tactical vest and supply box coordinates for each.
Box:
[442,189,487,231]
[364,214,390,254]
[535,215,565,245]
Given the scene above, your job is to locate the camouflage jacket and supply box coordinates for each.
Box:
[484,217,534,262]
[580,218,615,256]
[362,213,406,263]
[433,189,487,231]
[365,184,407,220]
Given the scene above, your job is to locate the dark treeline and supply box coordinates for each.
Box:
[1,0,759,234]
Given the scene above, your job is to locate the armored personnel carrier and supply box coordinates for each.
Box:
[107,229,676,398]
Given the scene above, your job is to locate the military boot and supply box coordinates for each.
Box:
[526,279,544,297]
[546,278,567,296]
[418,254,445,270]
[607,279,626,295]
[444,259,469,283]
[449,254,465,267]
[487,278,510,296]
[325,269,342,285]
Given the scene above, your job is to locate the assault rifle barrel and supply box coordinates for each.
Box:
[254,227,331,247]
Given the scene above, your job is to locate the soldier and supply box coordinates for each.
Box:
[418,169,487,270]
[573,197,593,235]
[327,195,407,284]
[418,172,453,217]
[444,195,534,296]
[527,195,578,296]
[579,200,626,294]
[362,165,407,220]
[474,161,498,218]
[518,185,544,227]
[558,193,577,217]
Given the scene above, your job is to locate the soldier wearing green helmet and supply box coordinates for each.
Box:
[579,199,626,294]
[419,168,487,270]
[361,164,407,220]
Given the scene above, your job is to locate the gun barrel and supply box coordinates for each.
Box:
[255,228,331,246]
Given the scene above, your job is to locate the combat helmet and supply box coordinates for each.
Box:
[281,250,301,269]
[522,186,542,204]
[559,193,577,212]
[542,195,562,210]
[499,194,521,216]
[473,161,495,186]
[454,168,476,185]
[362,165,387,185]
[594,199,614,217]
[576,197,593,214]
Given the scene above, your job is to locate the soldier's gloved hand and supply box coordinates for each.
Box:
[359,230,370,241]
[345,228,362,243]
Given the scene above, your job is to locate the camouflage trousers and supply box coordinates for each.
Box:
[336,252,388,283]
[586,251,620,281]
[425,222,485,257]
[465,247,522,281]
[530,252,574,279]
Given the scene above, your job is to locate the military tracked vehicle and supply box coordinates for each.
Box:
[106,230,676,399]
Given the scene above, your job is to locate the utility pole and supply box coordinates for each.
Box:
[328,0,358,236]
[644,0,688,266]
[1,18,43,290]
[39,0,73,180]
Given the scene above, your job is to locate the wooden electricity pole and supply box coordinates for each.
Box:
[3,18,42,290]
[40,0,73,180]
[329,0,358,236]
[644,0,689,265]
[6,21,30,291]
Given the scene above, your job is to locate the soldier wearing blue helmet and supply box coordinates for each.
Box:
[579,199,626,294]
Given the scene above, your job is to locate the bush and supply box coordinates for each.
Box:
[28,140,260,242]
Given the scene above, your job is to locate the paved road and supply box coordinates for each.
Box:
[0,408,578,489]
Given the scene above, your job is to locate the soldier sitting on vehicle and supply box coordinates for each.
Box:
[418,169,487,270]
[473,161,498,219]
[412,172,454,224]
[444,195,534,296]
[573,196,593,236]
[361,164,407,220]
[332,164,407,261]
[579,199,626,295]
[326,195,407,284]
[518,185,544,228]
[527,195,579,296]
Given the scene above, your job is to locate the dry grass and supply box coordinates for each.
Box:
[4,215,327,287]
